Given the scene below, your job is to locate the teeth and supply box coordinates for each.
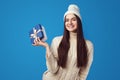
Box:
[69,26,74,28]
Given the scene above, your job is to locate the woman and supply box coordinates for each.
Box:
[33,4,94,80]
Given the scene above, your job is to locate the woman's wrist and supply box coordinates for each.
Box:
[44,42,48,48]
[45,43,51,58]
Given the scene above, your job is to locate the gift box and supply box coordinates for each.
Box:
[29,24,47,44]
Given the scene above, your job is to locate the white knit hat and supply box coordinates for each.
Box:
[64,4,81,20]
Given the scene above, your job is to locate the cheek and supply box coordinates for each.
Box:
[65,23,70,31]
[74,22,78,28]
[65,22,68,28]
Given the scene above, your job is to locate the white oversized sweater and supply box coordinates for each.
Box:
[43,32,94,80]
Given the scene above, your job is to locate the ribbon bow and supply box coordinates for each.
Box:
[30,28,42,39]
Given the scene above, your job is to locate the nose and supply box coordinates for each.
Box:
[68,20,72,24]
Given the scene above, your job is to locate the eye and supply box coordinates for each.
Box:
[72,17,77,21]
[65,18,69,22]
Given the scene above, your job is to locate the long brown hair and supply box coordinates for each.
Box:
[58,14,88,68]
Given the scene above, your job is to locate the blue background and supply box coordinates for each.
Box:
[0,0,120,80]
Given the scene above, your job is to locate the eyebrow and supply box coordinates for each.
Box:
[65,16,76,20]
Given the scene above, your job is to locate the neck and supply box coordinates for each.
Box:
[69,32,77,39]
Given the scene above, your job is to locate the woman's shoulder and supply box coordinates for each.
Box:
[85,40,93,47]
[52,35,63,42]
[51,35,63,45]
[85,40,94,53]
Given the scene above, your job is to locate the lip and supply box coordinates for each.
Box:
[67,25,74,28]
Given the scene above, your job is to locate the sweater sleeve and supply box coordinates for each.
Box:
[79,40,94,80]
[46,37,60,74]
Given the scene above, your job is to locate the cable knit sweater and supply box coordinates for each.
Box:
[43,32,94,80]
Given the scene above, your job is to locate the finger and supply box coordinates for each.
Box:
[32,43,35,46]
[34,39,36,44]
[34,39,39,46]
[32,43,38,46]
[35,38,37,42]
[36,38,39,43]
[37,37,41,42]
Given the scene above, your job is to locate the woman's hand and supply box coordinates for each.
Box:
[32,37,51,57]
[32,37,48,48]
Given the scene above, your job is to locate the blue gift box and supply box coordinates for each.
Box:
[29,24,47,44]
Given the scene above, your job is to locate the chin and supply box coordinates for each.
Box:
[67,29,76,32]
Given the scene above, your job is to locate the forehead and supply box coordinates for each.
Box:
[65,13,76,19]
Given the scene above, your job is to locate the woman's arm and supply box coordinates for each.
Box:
[45,37,60,74]
[33,38,59,74]
[79,40,94,80]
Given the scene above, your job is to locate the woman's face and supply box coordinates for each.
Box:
[65,13,78,33]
